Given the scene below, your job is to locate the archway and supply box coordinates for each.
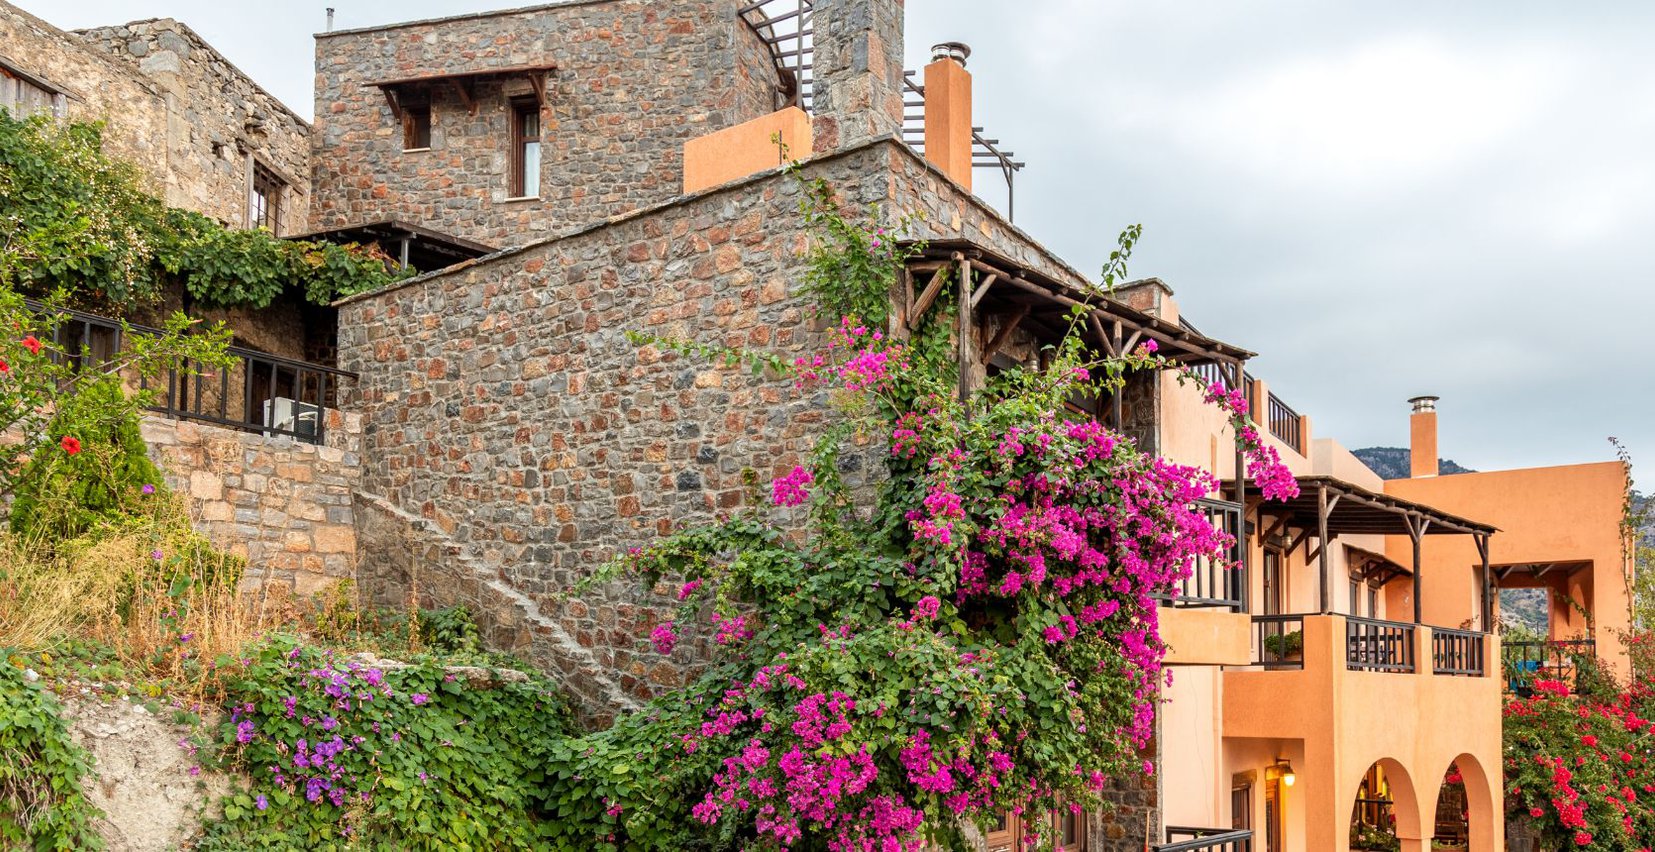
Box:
[1441,754,1496,852]
[1348,758,1423,852]
[1429,763,1468,850]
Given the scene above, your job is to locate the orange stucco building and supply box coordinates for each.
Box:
[1128,281,1632,852]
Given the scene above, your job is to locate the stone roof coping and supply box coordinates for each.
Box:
[315,0,619,39]
[73,17,310,128]
[335,135,1094,308]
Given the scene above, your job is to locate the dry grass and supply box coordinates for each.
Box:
[0,495,283,698]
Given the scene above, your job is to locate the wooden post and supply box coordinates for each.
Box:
[1476,533,1492,632]
[956,254,972,408]
[1317,483,1330,613]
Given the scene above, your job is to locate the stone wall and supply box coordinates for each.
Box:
[141,411,362,597]
[0,0,169,179]
[309,0,782,247]
[75,18,311,235]
[336,137,1118,721]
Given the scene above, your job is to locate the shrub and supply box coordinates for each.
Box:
[200,638,568,850]
[0,658,103,851]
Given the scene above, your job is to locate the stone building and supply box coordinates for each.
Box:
[308,0,785,247]
[0,1,310,235]
[324,2,1263,847]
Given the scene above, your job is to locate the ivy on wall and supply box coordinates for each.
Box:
[0,112,407,314]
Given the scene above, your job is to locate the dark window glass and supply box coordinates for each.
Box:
[403,103,431,150]
[250,163,284,233]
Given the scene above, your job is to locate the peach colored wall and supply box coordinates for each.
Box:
[1162,609,1253,666]
[1162,667,1224,828]
[1223,615,1504,852]
[682,107,813,193]
[1385,462,1630,675]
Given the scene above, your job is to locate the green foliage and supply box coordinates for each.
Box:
[1263,630,1303,657]
[0,659,104,851]
[201,637,569,851]
[0,112,407,313]
[9,377,161,539]
[0,287,230,535]
[792,169,923,328]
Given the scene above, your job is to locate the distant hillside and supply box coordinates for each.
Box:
[1500,588,1548,633]
[1350,447,1475,481]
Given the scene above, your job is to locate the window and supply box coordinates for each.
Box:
[1,64,62,118]
[1368,584,1379,620]
[1349,576,1362,616]
[249,163,284,233]
[509,98,541,198]
[402,101,431,150]
[1262,549,1284,615]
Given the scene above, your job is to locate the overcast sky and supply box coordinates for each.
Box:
[23,0,1655,485]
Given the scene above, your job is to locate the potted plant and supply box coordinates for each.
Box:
[1264,629,1304,662]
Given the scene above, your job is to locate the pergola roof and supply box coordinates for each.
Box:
[907,241,1256,367]
[366,63,557,116]
[1345,543,1412,585]
[1241,475,1498,538]
[286,220,494,273]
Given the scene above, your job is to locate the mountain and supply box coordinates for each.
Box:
[1349,447,1475,481]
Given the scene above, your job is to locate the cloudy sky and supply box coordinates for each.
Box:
[23,0,1655,484]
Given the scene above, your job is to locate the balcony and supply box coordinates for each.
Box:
[1502,638,1597,695]
[1159,500,1253,667]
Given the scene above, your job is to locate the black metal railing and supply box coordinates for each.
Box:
[1267,391,1301,454]
[1157,827,1253,852]
[1503,639,1597,695]
[1157,499,1245,610]
[1346,617,1416,673]
[1241,371,1256,418]
[33,301,354,445]
[1253,614,1306,670]
[1431,627,1486,677]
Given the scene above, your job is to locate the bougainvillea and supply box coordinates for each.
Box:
[546,174,1297,850]
[1503,669,1655,850]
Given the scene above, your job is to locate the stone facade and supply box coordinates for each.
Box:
[308,0,783,247]
[141,411,363,597]
[76,18,312,234]
[336,137,1104,722]
[0,2,311,236]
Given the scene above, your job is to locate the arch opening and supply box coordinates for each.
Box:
[1349,758,1422,852]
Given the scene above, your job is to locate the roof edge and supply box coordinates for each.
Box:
[315,0,618,39]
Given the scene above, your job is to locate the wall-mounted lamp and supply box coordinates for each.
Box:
[1273,758,1296,787]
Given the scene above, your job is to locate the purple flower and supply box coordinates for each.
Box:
[651,622,678,655]
[771,466,814,507]
[151,550,164,561]
[141,484,156,495]
[235,719,255,743]
[410,693,429,706]
[255,794,268,811]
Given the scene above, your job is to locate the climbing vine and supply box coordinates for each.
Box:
[0,112,407,313]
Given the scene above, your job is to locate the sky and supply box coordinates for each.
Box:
[22,0,1655,485]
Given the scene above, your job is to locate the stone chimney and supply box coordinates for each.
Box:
[922,42,973,190]
[1409,396,1440,478]
[811,0,906,152]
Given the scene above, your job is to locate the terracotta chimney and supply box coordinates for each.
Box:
[1409,396,1439,478]
[923,42,972,190]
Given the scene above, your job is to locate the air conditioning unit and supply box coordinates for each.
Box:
[263,396,321,440]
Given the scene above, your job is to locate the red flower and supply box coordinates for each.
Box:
[21,336,40,355]
[0,359,9,373]
[59,436,81,455]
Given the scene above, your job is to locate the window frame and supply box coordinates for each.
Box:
[508,97,542,199]
[401,100,432,151]
[249,161,285,234]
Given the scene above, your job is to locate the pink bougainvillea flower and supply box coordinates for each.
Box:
[141,484,156,495]
[651,622,678,655]
[21,336,41,355]
[60,435,81,455]
[771,466,813,507]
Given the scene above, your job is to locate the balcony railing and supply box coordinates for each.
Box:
[1267,391,1301,454]
[1431,627,1486,677]
[1157,499,1246,611]
[1346,617,1416,674]
[35,301,354,445]
[1503,639,1598,695]
[1157,827,1253,852]
[1252,614,1306,670]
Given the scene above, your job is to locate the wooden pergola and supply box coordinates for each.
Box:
[1237,476,1498,628]
[366,63,558,118]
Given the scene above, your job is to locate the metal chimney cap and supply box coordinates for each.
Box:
[931,42,972,67]
[1408,395,1440,413]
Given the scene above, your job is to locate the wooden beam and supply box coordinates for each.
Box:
[969,273,999,309]
[527,72,548,107]
[956,255,972,406]
[1087,312,1116,357]
[982,306,1029,363]
[383,87,403,120]
[908,268,948,330]
[451,79,476,115]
